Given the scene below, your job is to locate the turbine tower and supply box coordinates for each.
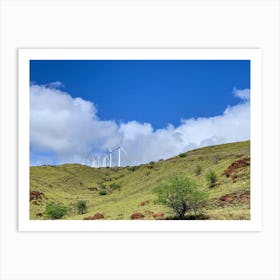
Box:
[94,156,100,168]
[114,138,127,167]
[102,154,109,167]
[91,157,95,167]
[108,148,113,167]
[96,155,100,168]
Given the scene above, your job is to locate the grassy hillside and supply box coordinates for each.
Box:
[30,141,250,220]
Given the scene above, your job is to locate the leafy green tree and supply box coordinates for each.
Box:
[45,202,67,219]
[206,170,218,187]
[154,175,208,219]
[77,200,88,214]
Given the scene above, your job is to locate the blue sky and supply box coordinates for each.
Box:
[30,60,250,166]
[30,60,250,129]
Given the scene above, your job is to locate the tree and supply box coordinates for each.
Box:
[206,170,218,188]
[77,200,88,214]
[154,175,208,219]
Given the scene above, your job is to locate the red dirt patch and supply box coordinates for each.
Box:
[139,200,149,206]
[152,212,164,219]
[83,213,104,220]
[219,190,250,206]
[30,191,47,202]
[131,213,145,219]
[93,213,104,219]
[223,157,250,182]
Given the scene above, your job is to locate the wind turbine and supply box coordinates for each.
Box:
[114,138,127,167]
[108,148,113,167]
[102,154,109,167]
[96,155,100,168]
[92,156,98,168]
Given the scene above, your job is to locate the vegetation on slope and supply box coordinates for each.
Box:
[30,141,250,220]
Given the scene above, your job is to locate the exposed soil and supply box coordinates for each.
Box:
[223,157,250,182]
[152,212,164,219]
[218,190,250,207]
[139,200,149,206]
[131,212,145,219]
[83,213,104,220]
[30,191,47,202]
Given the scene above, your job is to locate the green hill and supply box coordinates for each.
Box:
[30,141,250,220]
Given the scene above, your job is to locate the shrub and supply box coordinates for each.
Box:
[179,153,187,158]
[154,175,208,219]
[194,165,202,176]
[147,162,155,169]
[45,202,67,219]
[99,189,107,195]
[109,182,121,192]
[206,170,218,187]
[128,166,139,172]
[77,200,88,214]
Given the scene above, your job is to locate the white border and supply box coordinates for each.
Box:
[18,49,262,232]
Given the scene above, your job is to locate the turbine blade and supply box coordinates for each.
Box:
[121,146,127,154]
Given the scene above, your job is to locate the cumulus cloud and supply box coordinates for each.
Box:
[46,81,65,89]
[30,84,250,166]
[30,85,120,165]
[233,88,250,101]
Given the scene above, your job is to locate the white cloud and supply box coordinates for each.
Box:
[233,88,250,100]
[30,85,120,164]
[30,84,250,166]
[46,81,64,89]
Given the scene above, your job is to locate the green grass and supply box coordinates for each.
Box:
[30,140,250,220]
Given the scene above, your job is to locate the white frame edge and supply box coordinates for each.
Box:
[18,48,262,232]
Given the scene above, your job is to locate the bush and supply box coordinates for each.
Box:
[179,153,187,158]
[147,162,155,169]
[154,175,208,219]
[99,186,107,195]
[194,165,202,176]
[128,166,139,172]
[109,182,121,192]
[206,170,218,187]
[45,202,67,219]
[77,200,88,214]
